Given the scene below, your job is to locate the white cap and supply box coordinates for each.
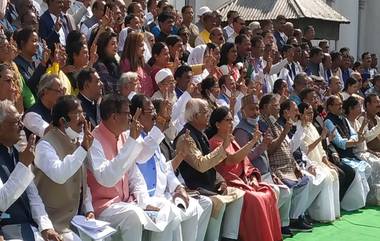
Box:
[197,6,212,16]
[155,68,173,84]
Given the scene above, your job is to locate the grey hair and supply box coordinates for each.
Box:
[184,98,208,122]
[37,74,60,97]
[0,100,16,124]
[119,72,138,86]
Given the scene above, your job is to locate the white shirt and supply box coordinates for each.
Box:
[135,147,181,200]
[68,1,92,25]
[23,112,49,138]
[88,126,165,188]
[80,22,99,41]
[223,25,234,39]
[0,150,54,232]
[118,27,130,53]
[34,135,93,213]
[49,13,66,46]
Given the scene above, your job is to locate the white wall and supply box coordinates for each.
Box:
[331,0,359,58]
[360,0,380,58]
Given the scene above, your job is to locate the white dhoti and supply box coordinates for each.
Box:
[341,158,371,211]
[204,188,244,241]
[262,172,292,227]
[98,200,179,241]
[305,166,340,222]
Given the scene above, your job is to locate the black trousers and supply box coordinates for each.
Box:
[336,161,356,201]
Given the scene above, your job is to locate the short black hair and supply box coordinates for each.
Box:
[330,51,342,62]
[124,14,137,26]
[343,77,358,91]
[100,94,129,121]
[174,65,192,80]
[130,94,150,116]
[158,11,174,23]
[259,94,275,110]
[165,35,182,47]
[273,78,285,94]
[281,44,293,55]
[77,68,97,91]
[14,26,35,49]
[310,47,322,58]
[343,96,360,115]
[52,95,81,127]
[235,34,249,45]
[365,93,378,109]
[181,5,192,14]
[299,88,315,102]
[127,2,140,15]
[227,10,238,19]
[279,99,294,117]
[361,51,370,60]
[251,35,263,48]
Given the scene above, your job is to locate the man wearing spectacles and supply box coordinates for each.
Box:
[33,95,94,241]
[23,74,64,138]
[0,100,61,241]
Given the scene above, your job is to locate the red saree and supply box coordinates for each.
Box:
[209,137,282,241]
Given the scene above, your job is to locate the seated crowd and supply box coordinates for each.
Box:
[1,0,380,241]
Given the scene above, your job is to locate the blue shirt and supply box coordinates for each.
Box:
[136,132,158,197]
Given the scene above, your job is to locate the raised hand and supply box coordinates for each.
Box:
[263,130,273,146]
[19,134,36,167]
[177,130,191,157]
[130,108,143,139]
[81,120,94,151]
[252,125,261,144]
[222,134,233,149]
[89,44,98,67]
[41,40,51,66]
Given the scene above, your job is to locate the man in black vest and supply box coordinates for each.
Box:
[0,100,60,241]
[77,68,103,129]
[174,98,244,241]
[23,74,64,138]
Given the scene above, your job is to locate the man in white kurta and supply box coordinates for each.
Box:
[87,94,177,241]
[0,100,60,241]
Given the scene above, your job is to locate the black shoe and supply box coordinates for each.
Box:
[299,216,313,228]
[289,219,313,232]
[303,215,314,226]
[281,226,294,237]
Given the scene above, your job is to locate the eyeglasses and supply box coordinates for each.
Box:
[46,87,64,94]
[68,112,86,120]
[4,117,23,127]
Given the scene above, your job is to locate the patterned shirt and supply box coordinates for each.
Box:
[260,116,298,180]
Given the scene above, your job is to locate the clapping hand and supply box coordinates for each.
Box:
[251,125,261,145]
[222,134,233,149]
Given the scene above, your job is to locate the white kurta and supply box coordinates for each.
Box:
[350,117,380,204]
[299,122,340,222]
[89,126,182,241]
[0,149,55,240]
[135,144,211,241]
[34,136,93,241]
